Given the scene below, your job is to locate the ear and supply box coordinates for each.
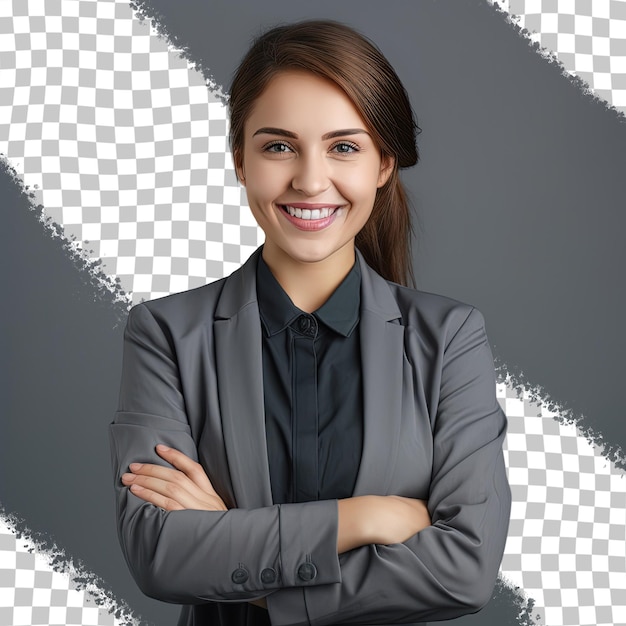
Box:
[377,153,395,188]
[234,151,246,186]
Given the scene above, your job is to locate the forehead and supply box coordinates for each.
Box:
[244,70,368,135]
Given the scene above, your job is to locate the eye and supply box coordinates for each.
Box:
[263,141,294,154]
[331,141,359,154]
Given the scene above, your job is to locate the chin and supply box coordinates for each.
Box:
[281,239,352,266]
[285,248,334,265]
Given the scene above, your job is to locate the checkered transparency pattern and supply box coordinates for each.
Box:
[0,517,133,626]
[490,0,626,113]
[499,379,626,626]
[0,0,263,305]
[1,1,626,626]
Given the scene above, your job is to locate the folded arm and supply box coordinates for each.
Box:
[110,304,431,606]
[111,302,510,622]
[110,303,344,603]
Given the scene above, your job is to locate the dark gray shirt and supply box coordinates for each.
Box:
[256,253,364,505]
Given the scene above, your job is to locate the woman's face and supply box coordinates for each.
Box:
[237,70,393,271]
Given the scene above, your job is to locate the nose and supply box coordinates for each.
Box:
[291,151,331,196]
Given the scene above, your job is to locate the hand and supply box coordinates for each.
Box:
[337,495,431,552]
[375,496,432,545]
[121,444,228,512]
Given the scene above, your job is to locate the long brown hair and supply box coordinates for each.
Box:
[228,20,420,286]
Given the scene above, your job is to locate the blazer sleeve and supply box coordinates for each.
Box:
[266,307,512,625]
[109,302,342,603]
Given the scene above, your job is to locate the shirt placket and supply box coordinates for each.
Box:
[291,313,319,502]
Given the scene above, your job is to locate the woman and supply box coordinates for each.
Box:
[110,19,511,626]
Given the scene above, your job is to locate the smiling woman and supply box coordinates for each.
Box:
[109,19,511,626]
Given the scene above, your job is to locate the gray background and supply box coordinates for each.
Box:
[1,0,625,625]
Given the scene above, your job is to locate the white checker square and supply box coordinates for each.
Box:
[557,0,575,14]
[223,186,242,206]
[132,274,153,293]
[208,135,226,151]
[170,274,192,293]
[0,586,15,606]
[206,241,225,260]
[32,586,52,605]
[575,54,594,71]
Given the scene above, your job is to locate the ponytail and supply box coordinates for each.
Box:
[356,169,414,287]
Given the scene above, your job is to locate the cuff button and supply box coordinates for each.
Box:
[231,567,249,584]
[297,562,317,581]
[260,567,277,584]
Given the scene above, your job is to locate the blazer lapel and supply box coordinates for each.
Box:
[213,247,274,509]
[353,250,405,496]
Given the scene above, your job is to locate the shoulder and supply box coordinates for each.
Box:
[359,253,485,349]
[126,276,229,338]
[141,276,227,315]
[125,246,263,333]
[388,281,482,342]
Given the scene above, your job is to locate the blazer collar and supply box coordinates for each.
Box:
[214,246,262,320]
[215,246,401,322]
[213,245,405,508]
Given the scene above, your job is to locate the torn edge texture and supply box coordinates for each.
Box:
[0,505,144,626]
[128,0,229,106]
[485,0,626,123]
[495,359,626,472]
[0,155,132,320]
[492,575,543,626]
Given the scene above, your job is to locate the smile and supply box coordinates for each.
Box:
[277,203,343,231]
[281,205,338,220]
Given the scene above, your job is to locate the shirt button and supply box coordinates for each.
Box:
[297,562,317,581]
[231,567,249,584]
[260,567,277,584]
[298,315,317,337]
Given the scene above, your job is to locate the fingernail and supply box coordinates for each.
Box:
[130,484,144,492]
[122,473,135,483]
[129,463,142,471]
[156,444,170,452]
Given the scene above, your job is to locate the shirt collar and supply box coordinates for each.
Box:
[256,253,361,338]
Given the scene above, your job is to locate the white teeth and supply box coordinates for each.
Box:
[284,206,336,220]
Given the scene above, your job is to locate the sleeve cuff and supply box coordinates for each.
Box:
[277,499,341,587]
[266,587,309,626]
[267,499,341,625]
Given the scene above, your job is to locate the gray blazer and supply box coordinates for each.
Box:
[109,246,511,626]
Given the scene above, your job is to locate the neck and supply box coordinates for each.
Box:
[261,242,356,313]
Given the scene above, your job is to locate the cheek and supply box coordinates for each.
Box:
[336,164,383,202]
[245,162,290,199]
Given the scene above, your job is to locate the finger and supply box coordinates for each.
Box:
[123,470,226,511]
[127,483,185,512]
[154,445,219,495]
[123,470,204,506]
[126,463,200,496]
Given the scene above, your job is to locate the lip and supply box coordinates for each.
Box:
[276,203,343,231]
[280,202,343,210]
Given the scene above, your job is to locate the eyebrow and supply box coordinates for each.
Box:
[252,127,370,140]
